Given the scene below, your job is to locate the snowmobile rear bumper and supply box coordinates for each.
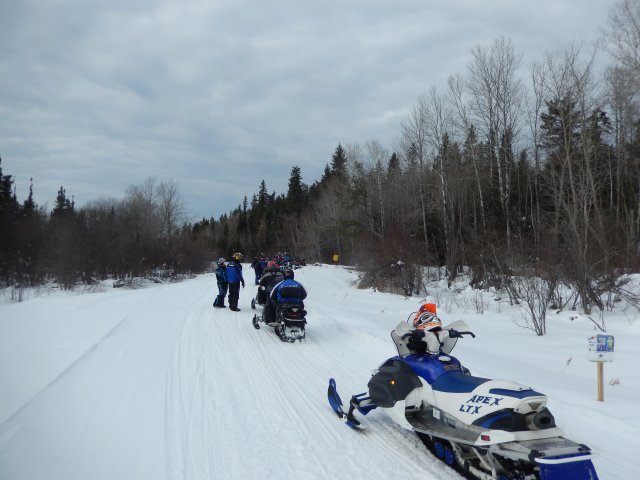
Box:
[537,456,598,480]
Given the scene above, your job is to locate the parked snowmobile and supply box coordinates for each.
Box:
[252,300,307,342]
[328,320,598,480]
[252,270,307,342]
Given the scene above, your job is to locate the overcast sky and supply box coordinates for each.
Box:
[0,0,615,220]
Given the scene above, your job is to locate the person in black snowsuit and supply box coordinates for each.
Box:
[257,261,284,319]
[213,258,228,308]
[226,252,245,311]
[251,256,264,285]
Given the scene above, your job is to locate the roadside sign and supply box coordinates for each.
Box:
[588,335,614,402]
[588,335,614,362]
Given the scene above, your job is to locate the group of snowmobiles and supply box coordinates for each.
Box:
[223,267,599,479]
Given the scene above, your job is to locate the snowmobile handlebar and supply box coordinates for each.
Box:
[448,329,475,338]
[402,329,476,340]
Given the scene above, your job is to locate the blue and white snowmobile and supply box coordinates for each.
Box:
[252,300,307,342]
[328,320,598,480]
[252,270,308,342]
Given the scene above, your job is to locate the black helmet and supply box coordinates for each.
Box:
[283,268,294,280]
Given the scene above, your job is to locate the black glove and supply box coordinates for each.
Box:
[406,331,427,353]
[402,330,425,340]
[241,281,245,288]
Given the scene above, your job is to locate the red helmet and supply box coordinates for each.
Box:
[418,303,437,315]
[267,261,277,269]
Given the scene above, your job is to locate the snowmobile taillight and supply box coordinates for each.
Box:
[480,434,490,441]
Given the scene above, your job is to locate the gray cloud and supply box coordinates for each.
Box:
[1,0,614,219]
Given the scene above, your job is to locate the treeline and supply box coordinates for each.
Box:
[0,172,209,289]
[201,26,640,313]
[3,3,640,316]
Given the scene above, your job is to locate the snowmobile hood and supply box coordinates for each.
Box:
[401,354,467,384]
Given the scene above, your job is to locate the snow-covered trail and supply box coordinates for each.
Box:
[163,267,459,480]
[0,266,459,480]
[2,264,637,479]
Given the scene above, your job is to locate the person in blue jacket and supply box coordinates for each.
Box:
[226,252,245,311]
[213,258,228,308]
[265,267,306,323]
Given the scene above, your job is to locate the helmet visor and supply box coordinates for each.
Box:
[413,311,441,331]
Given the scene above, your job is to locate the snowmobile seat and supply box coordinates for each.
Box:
[278,303,307,319]
[431,372,490,393]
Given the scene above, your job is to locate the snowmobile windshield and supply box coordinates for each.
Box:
[390,321,413,357]
[391,321,441,356]
[439,320,470,354]
[391,320,471,356]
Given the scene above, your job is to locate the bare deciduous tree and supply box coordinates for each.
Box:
[508,275,557,335]
[468,37,525,249]
[538,45,610,312]
[602,0,640,79]
[449,73,487,235]
[400,96,433,263]
[157,179,186,250]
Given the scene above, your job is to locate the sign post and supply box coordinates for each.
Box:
[588,334,614,401]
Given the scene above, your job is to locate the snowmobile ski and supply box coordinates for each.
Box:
[327,379,365,430]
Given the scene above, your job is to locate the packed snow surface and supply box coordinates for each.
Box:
[1,265,638,479]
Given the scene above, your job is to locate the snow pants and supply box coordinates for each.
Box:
[214,282,228,307]
[228,282,240,309]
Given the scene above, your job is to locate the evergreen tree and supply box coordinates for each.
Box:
[237,196,248,233]
[258,180,270,214]
[319,164,332,186]
[0,158,20,284]
[387,152,400,177]
[330,143,347,179]
[0,158,18,209]
[47,186,80,288]
[248,193,261,233]
[286,165,305,214]
[23,178,36,213]
[52,186,75,218]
